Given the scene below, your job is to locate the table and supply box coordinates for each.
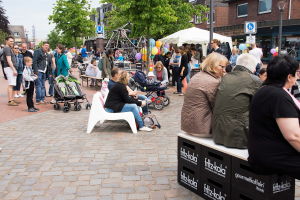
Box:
[114,61,132,70]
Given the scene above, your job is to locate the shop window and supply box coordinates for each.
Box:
[237,3,248,18]
[14,32,19,37]
[207,11,215,24]
[257,36,272,59]
[195,15,202,24]
[273,34,300,59]
[259,0,272,14]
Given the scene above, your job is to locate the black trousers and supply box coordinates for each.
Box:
[26,82,34,109]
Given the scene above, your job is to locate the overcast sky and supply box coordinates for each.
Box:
[3,0,101,40]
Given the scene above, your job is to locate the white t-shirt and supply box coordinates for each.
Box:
[249,48,263,64]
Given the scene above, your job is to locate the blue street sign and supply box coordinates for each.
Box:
[247,23,254,31]
[96,26,103,34]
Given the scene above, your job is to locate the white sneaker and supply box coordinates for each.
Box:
[50,98,56,104]
[14,94,19,98]
[139,126,153,132]
[18,94,24,97]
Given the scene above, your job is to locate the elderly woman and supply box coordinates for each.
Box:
[104,71,152,132]
[153,61,169,96]
[248,55,300,179]
[181,52,228,137]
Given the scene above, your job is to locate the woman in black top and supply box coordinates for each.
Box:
[104,71,152,132]
[178,46,188,96]
[210,39,222,54]
[248,55,300,179]
[185,45,192,84]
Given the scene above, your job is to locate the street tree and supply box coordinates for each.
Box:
[0,0,10,35]
[49,0,97,51]
[47,30,61,50]
[103,0,208,69]
[47,29,84,50]
[0,29,8,44]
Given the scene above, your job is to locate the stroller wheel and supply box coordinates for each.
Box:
[54,103,60,110]
[63,106,69,113]
[86,103,91,110]
[74,106,77,111]
[77,104,82,111]
[153,98,164,110]
[163,96,170,107]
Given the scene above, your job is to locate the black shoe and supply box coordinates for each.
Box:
[34,107,40,111]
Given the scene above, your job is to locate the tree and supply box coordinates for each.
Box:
[0,0,10,35]
[0,29,8,44]
[104,0,208,69]
[47,30,61,50]
[49,0,97,51]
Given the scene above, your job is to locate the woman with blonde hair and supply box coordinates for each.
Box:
[153,61,169,96]
[226,47,239,72]
[181,52,228,137]
[178,46,188,96]
[104,71,152,132]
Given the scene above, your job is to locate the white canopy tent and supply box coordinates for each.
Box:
[159,27,233,56]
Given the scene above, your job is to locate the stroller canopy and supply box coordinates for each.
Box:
[132,70,148,86]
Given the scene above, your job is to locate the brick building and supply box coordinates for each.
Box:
[218,0,300,61]
[8,25,26,45]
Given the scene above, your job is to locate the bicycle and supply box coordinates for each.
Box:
[282,46,299,59]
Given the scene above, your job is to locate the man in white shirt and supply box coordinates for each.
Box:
[249,43,263,75]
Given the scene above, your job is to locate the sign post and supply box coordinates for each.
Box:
[244,21,257,45]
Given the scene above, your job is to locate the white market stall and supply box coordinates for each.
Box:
[159,27,233,56]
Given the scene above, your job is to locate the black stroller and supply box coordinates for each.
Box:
[53,74,91,113]
[129,70,170,110]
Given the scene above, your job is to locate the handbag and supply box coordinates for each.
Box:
[141,111,161,129]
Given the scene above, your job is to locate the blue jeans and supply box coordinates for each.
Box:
[48,70,55,96]
[105,104,144,128]
[35,72,46,102]
[137,94,148,113]
[172,67,181,93]
[13,74,23,91]
[255,63,261,76]
[187,63,191,84]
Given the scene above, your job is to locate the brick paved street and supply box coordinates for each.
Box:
[0,67,299,200]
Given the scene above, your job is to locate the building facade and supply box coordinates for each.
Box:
[8,25,26,45]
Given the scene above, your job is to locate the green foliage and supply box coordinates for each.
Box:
[38,41,44,49]
[46,29,83,50]
[0,29,8,44]
[49,0,97,50]
[0,0,10,35]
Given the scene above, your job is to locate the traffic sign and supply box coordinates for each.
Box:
[246,36,256,44]
[244,21,257,34]
[96,26,103,34]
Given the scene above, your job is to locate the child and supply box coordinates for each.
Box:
[22,57,39,112]
[100,78,110,98]
[118,53,124,61]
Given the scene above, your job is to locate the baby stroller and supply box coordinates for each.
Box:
[53,75,91,113]
[130,70,170,110]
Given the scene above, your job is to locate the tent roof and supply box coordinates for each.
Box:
[159,27,232,47]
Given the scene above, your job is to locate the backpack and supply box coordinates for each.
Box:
[98,58,103,70]
[141,112,161,129]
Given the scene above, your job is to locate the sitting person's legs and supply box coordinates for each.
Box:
[137,94,148,113]
[121,103,144,128]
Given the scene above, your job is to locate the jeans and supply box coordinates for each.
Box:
[186,63,191,84]
[13,74,23,91]
[1,61,6,79]
[172,67,181,93]
[48,70,55,96]
[255,63,261,75]
[137,94,148,113]
[105,104,144,128]
[35,72,46,102]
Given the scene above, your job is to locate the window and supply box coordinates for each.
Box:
[207,11,215,24]
[14,32,19,37]
[259,0,272,14]
[189,16,194,22]
[195,15,202,24]
[237,3,248,17]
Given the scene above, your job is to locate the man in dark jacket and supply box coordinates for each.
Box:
[153,48,164,64]
[212,53,262,149]
[32,42,51,104]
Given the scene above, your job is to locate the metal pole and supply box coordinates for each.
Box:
[278,9,283,55]
[209,0,213,52]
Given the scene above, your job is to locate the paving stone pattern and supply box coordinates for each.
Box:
[0,83,299,199]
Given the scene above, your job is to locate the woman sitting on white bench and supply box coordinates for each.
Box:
[248,55,300,179]
[85,59,100,87]
[104,71,152,132]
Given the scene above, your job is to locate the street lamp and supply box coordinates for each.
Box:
[278,0,287,55]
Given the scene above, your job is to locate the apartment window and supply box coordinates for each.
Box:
[14,32,19,37]
[259,0,272,14]
[207,11,215,24]
[195,15,202,24]
[237,3,248,17]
